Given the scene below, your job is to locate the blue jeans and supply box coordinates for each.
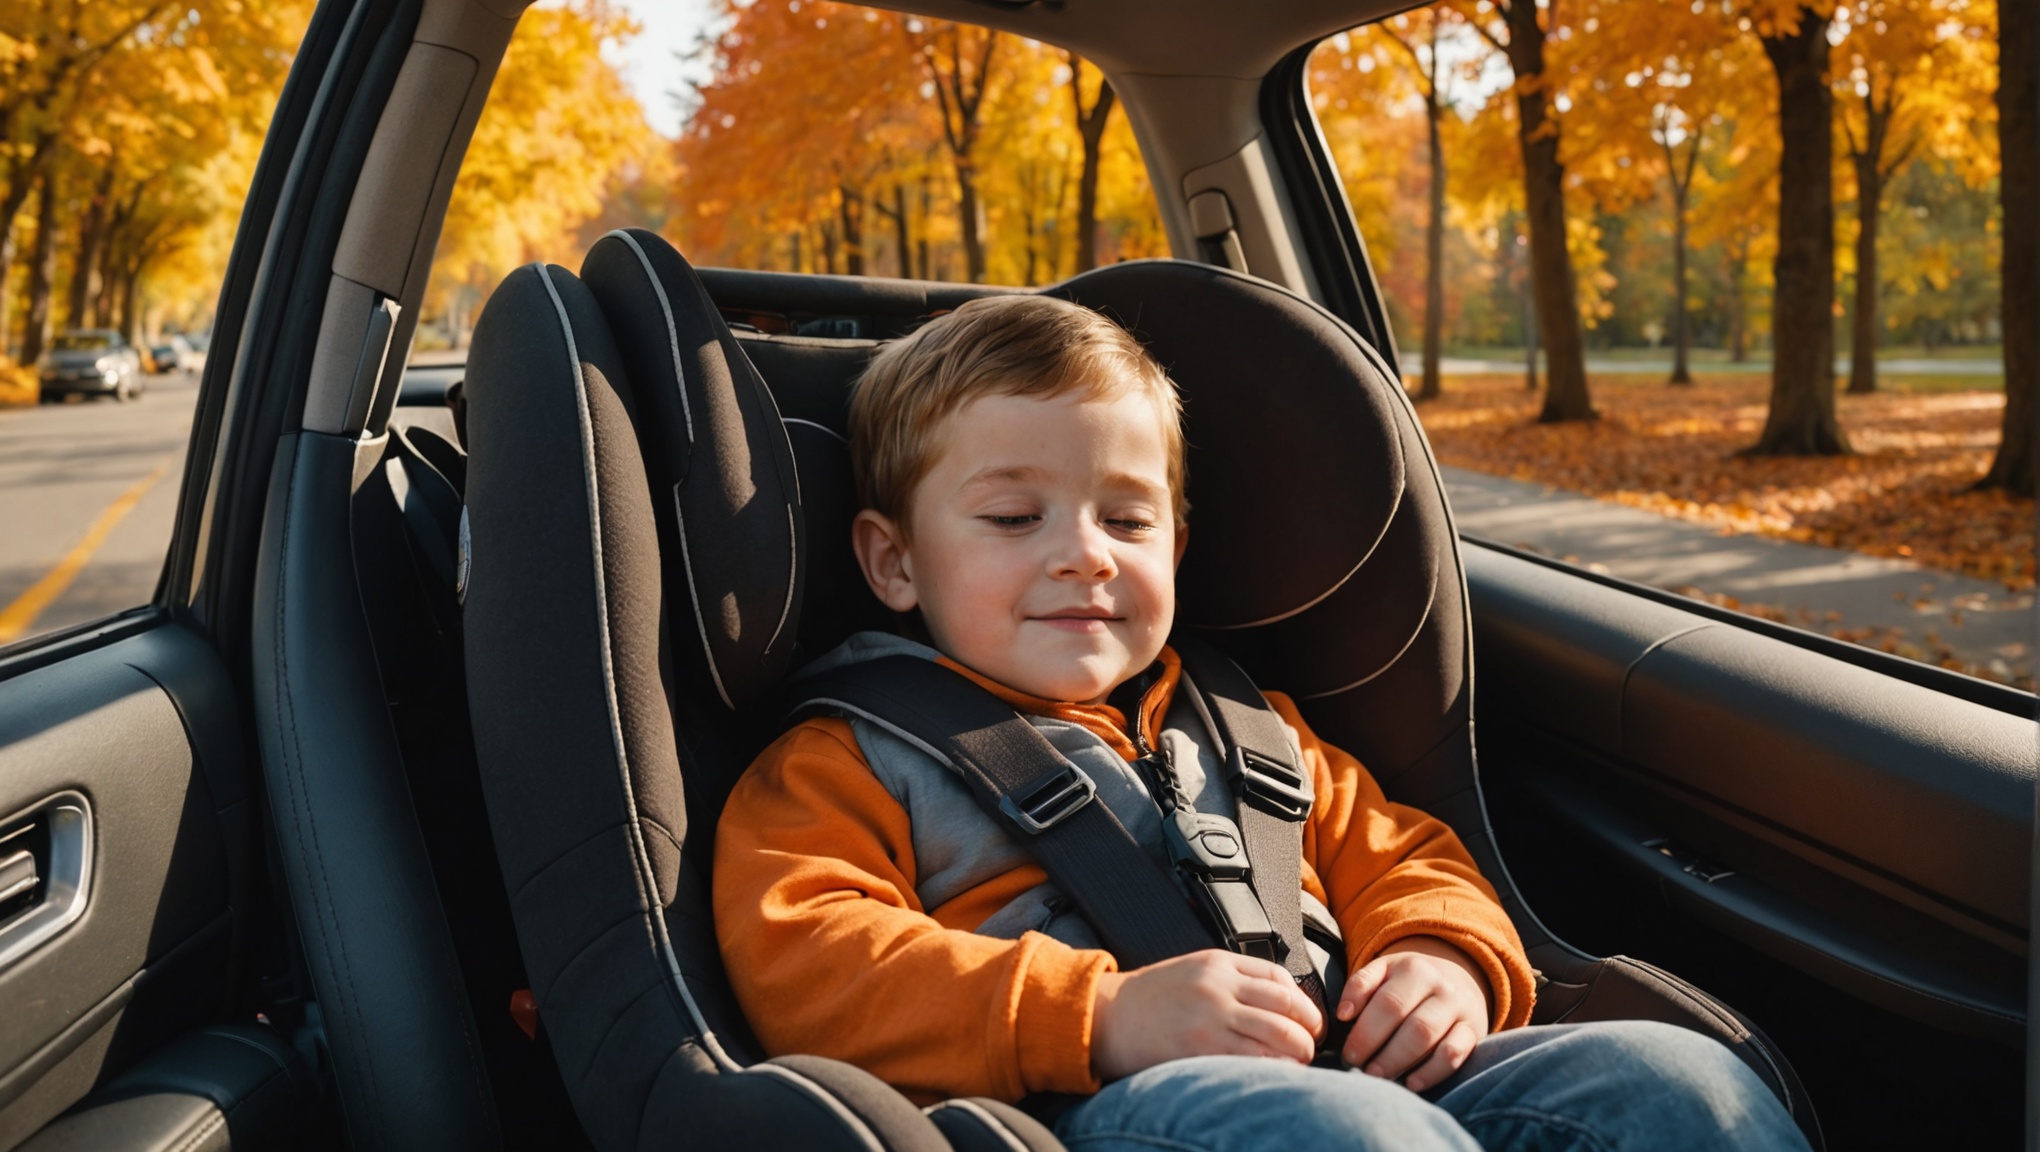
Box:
[1052,1021,1811,1152]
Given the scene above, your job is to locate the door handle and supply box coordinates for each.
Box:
[0,791,93,973]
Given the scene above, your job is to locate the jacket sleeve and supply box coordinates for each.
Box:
[713,718,1114,1103]
[1270,693,1537,1032]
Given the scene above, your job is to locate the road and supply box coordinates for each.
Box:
[0,372,199,646]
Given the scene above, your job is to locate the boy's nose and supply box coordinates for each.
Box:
[1050,519,1118,581]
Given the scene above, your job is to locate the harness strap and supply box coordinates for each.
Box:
[1170,635,1319,996]
[785,656,1218,970]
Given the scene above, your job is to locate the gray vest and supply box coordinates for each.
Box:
[800,632,1344,984]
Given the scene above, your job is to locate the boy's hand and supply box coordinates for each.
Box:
[1337,936,1492,1092]
[1091,950,1324,1082]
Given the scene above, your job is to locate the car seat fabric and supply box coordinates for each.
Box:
[460,261,968,1152]
[460,233,1815,1150]
[580,231,805,713]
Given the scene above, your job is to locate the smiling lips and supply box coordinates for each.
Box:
[1032,607,1122,632]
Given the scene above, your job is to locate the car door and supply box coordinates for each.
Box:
[0,2,363,1143]
[1250,35,2037,1149]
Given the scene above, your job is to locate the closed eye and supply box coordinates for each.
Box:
[1107,519,1157,534]
[982,514,1041,528]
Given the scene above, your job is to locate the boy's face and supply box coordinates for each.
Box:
[852,388,1186,704]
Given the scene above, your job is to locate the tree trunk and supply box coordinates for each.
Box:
[838,187,865,276]
[1418,85,1446,401]
[916,179,933,279]
[891,184,912,278]
[1670,183,1692,385]
[1978,0,2035,494]
[68,169,110,330]
[1749,11,1848,456]
[118,265,139,344]
[1501,0,1594,422]
[1068,55,1114,274]
[1727,242,1749,362]
[0,178,34,360]
[1522,235,1539,392]
[18,173,58,366]
[1847,151,1882,395]
[956,163,985,283]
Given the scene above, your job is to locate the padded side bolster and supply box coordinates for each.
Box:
[252,426,500,1150]
[926,1098,1066,1152]
[1546,956,1824,1150]
[634,1052,949,1152]
[465,263,716,1151]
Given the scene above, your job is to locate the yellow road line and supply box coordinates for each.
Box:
[0,458,175,643]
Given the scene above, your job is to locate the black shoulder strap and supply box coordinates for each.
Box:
[786,656,1217,970]
[1169,635,1319,992]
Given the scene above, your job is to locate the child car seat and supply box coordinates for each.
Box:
[459,230,1822,1151]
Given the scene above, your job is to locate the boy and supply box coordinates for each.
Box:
[714,295,1807,1151]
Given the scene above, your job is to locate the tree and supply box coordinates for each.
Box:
[1747,0,1849,456]
[1979,0,2034,494]
[0,0,174,358]
[1379,9,1463,400]
[1833,0,1992,394]
[1567,0,1764,386]
[429,0,659,342]
[1464,0,1597,422]
[911,21,999,283]
[1067,53,1115,274]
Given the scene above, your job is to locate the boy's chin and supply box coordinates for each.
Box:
[1004,643,1141,704]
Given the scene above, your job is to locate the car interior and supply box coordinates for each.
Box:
[0,0,2030,1149]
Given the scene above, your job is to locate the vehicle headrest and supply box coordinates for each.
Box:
[1045,262,1406,631]
[580,229,805,710]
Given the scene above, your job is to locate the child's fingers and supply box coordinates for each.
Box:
[1337,958,1388,1022]
[1402,1021,1480,1094]
[1230,966,1324,1037]
[1361,995,1458,1082]
[1225,1004,1317,1064]
[1341,970,1423,1068]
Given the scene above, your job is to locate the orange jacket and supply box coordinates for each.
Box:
[712,649,1536,1104]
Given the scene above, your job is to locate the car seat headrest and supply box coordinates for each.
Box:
[1047,263,1405,630]
[581,229,805,710]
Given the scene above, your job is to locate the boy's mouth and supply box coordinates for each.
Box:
[1031,607,1122,633]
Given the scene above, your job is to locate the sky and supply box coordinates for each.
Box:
[615,0,721,138]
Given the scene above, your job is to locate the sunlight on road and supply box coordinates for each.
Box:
[0,456,173,643]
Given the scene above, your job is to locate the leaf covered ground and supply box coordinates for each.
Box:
[1416,373,2034,592]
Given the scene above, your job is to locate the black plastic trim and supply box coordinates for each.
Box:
[1257,41,1400,374]
[1464,535,2036,718]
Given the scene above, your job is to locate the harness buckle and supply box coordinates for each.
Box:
[1163,810,1284,961]
[1230,747,1313,822]
[998,762,1097,833]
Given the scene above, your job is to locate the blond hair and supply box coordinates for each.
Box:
[849,294,1186,529]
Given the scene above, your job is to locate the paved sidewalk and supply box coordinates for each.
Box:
[1442,466,2034,686]
[1423,356,2003,378]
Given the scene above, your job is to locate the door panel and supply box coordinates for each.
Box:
[0,620,249,1146]
[1465,543,2034,1044]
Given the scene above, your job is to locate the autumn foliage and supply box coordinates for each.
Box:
[670,0,1164,285]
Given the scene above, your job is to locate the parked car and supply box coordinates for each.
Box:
[149,335,202,374]
[0,0,2028,1150]
[36,328,145,401]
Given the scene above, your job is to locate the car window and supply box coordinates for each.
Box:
[1307,4,2028,691]
[411,1,1163,358]
[1,2,308,651]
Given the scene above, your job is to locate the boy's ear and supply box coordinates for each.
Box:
[851,509,920,613]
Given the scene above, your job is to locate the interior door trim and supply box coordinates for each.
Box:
[0,792,92,975]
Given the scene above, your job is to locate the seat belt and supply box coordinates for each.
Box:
[786,657,1217,970]
[1169,636,1325,1004]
